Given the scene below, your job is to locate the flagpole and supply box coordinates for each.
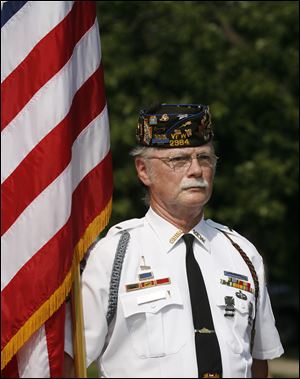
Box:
[71,264,87,378]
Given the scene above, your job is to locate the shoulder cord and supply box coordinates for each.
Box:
[216,228,259,354]
[106,231,130,326]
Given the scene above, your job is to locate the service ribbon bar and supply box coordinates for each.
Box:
[126,277,171,292]
[224,271,248,282]
[220,278,254,294]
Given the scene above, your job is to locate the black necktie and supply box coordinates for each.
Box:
[183,233,222,378]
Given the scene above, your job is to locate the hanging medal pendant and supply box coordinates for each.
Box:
[138,255,154,281]
[224,296,235,318]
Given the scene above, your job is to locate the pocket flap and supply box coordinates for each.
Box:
[120,284,183,317]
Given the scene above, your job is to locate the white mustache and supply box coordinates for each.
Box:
[181,178,209,190]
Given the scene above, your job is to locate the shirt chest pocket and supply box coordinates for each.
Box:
[216,287,255,354]
[120,284,186,358]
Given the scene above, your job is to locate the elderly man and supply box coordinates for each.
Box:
[64,104,283,378]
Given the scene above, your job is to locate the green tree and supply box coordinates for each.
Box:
[96,1,299,286]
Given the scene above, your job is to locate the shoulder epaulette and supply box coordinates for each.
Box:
[107,218,144,237]
[205,219,241,238]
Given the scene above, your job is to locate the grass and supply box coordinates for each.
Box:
[87,362,98,378]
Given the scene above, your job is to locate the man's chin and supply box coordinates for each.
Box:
[181,192,210,206]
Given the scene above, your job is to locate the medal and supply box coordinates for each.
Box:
[236,290,247,300]
[125,255,171,292]
[138,255,153,281]
[139,255,151,271]
[224,296,235,317]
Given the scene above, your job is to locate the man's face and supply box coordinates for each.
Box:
[136,144,216,212]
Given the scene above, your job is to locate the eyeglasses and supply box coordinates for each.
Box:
[146,153,219,171]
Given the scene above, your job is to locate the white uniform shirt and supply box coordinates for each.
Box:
[65,208,284,378]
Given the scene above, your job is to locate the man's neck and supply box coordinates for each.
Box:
[150,201,204,233]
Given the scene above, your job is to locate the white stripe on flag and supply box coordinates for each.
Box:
[1,106,110,289]
[1,1,74,82]
[17,326,50,378]
[1,19,101,183]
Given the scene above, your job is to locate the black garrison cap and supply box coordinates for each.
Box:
[136,103,213,148]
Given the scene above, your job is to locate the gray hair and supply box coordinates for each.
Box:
[130,146,160,158]
[130,143,215,158]
[130,146,159,206]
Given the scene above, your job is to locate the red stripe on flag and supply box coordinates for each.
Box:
[71,151,113,246]
[1,152,113,350]
[45,304,66,378]
[1,355,19,378]
[1,64,106,236]
[1,1,96,131]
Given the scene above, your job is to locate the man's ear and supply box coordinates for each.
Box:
[135,157,152,186]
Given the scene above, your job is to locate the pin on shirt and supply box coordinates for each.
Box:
[139,255,151,271]
[224,296,235,317]
[236,289,247,300]
[138,256,153,281]
[195,327,215,334]
[169,230,183,244]
[193,229,205,243]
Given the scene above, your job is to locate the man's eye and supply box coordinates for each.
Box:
[170,156,189,163]
[198,155,210,161]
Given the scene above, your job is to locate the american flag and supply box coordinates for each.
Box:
[1,1,113,376]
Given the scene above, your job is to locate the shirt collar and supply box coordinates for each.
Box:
[191,221,211,253]
[145,207,210,253]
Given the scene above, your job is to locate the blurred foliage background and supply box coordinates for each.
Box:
[95,0,298,355]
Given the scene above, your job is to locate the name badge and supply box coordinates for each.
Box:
[137,290,169,305]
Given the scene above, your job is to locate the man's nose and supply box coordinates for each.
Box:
[187,157,203,176]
